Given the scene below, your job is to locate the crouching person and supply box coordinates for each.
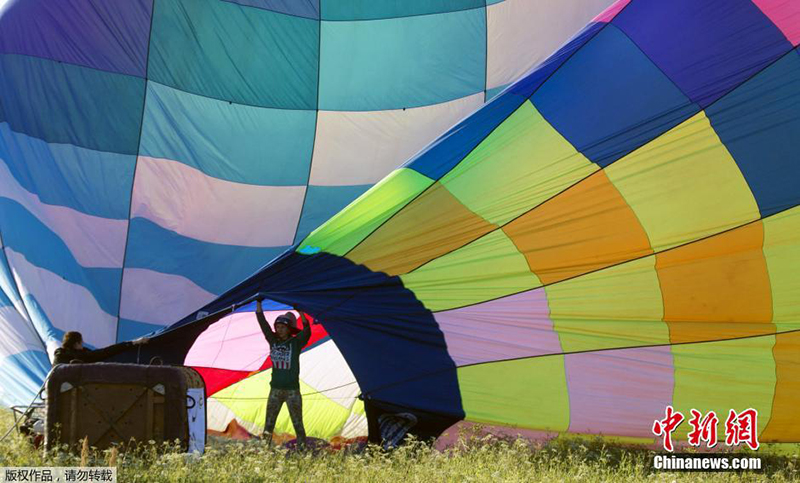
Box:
[54,331,149,365]
[255,299,313,448]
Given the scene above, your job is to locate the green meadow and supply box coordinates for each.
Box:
[1,410,798,482]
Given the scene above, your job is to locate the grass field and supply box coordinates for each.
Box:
[1,410,798,482]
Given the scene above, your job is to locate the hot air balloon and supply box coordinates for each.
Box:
[0,0,617,436]
[126,0,800,443]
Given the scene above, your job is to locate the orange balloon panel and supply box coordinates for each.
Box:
[348,183,497,276]
[657,221,773,344]
[503,170,652,285]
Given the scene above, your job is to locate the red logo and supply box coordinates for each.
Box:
[687,409,719,448]
[652,405,684,452]
[725,408,759,450]
[653,407,760,451]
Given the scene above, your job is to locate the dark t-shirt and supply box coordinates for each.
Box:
[256,312,311,390]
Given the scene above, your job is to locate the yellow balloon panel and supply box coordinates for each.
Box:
[606,112,760,252]
[547,257,667,353]
[671,336,776,441]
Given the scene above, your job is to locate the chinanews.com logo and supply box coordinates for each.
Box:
[650,406,762,472]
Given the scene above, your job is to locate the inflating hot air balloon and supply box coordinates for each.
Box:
[0,0,615,414]
[123,0,800,444]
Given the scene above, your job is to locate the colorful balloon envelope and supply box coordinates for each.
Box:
[156,0,800,443]
[0,0,614,412]
[4,0,799,445]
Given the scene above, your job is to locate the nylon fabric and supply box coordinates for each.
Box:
[11,0,800,447]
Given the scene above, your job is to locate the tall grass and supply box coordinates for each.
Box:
[1,410,797,482]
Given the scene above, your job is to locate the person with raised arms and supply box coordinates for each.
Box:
[255,299,313,448]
